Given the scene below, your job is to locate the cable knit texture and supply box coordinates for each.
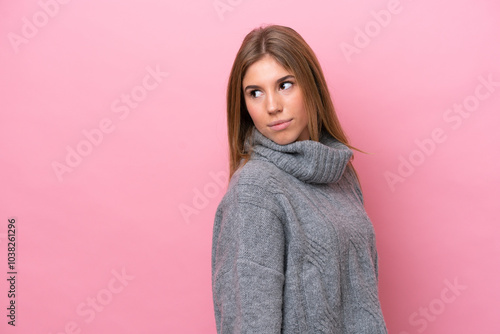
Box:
[212,127,387,333]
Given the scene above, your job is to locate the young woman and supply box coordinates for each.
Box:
[211,25,387,333]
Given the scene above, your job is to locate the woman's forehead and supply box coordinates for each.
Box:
[243,55,293,85]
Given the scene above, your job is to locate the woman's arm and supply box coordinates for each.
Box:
[212,194,285,334]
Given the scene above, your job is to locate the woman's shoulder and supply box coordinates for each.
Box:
[217,158,287,215]
[233,156,285,186]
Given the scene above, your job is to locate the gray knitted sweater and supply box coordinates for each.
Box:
[211,127,387,333]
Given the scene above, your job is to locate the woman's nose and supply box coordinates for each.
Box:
[266,92,282,114]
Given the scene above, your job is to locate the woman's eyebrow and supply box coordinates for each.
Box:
[276,74,295,83]
[244,75,296,92]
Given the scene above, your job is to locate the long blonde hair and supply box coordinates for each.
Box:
[226,24,360,183]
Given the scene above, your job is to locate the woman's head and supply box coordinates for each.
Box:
[242,53,310,145]
[227,24,355,180]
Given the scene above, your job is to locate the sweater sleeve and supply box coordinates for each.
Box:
[212,191,285,334]
[347,166,381,283]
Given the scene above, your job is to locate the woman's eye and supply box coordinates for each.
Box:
[250,90,263,98]
[280,82,293,90]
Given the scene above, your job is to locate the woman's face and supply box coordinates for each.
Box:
[242,54,310,145]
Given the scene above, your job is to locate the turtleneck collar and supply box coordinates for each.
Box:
[244,127,353,184]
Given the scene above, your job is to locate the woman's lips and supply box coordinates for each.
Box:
[268,119,292,131]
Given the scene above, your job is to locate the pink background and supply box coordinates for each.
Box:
[1,0,499,333]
